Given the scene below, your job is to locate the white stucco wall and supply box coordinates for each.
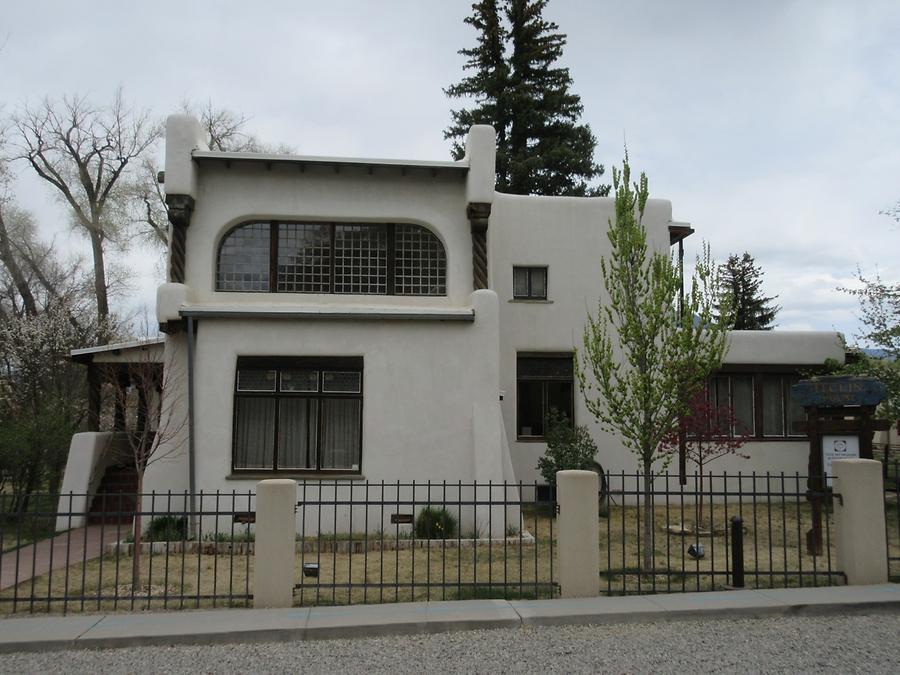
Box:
[183,162,473,307]
[149,114,852,513]
[490,192,674,482]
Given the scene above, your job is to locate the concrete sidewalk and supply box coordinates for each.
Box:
[0,526,120,591]
[1,584,898,653]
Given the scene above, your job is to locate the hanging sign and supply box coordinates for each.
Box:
[822,435,860,487]
[791,376,886,408]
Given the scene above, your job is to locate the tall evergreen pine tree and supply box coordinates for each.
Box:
[716,253,781,330]
[445,0,608,196]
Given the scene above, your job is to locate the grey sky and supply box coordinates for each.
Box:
[3,0,899,343]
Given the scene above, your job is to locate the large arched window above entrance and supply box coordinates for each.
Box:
[215,221,447,296]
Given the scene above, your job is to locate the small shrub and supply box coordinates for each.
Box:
[145,516,187,542]
[414,506,457,540]
[536,410,599,486]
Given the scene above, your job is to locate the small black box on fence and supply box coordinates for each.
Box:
[303,562,320,578]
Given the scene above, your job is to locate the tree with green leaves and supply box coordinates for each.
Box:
[716,252,780,330]
[578,152,731,570]
[835,268,900,428]
[445,0,607,196]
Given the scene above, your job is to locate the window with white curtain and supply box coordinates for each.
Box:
[232,357,362,473]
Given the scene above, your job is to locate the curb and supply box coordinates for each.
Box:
[1,587,898,654]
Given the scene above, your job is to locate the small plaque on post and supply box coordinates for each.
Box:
[822,435,860,487]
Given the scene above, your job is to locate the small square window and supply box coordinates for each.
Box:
[513,266,548,300]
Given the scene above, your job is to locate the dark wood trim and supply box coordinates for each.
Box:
[232,357,364,475]
[467,202,491,290]
[513,265,549,300]
[718,364,827,374]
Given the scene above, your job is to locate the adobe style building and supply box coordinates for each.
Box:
[59,114,844,513]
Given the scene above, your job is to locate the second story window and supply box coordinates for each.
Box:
[513,266,548,300]
[216,221,446,296]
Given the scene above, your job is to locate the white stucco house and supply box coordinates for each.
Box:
[59,114,845,518]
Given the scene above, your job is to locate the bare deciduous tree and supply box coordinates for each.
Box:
[130,101,293,248]
[102,351,187,590]
[12,89,160,331]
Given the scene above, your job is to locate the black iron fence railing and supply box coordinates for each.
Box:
[885,460,900,582]
[599,472,845,595]
[292,480,555,607]
[5,468,894,615]
[0,491,255,615]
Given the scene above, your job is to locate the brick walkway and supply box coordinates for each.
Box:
[0,525,122,591]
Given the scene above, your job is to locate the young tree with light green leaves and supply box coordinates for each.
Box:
[578,152,731,570]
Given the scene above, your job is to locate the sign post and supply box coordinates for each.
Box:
[791,376,888,556]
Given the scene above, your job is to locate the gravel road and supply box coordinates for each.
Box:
[4,612,899,674]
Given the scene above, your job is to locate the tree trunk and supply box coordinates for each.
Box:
[698,466,705,529]
[0,213,38,317]
[642,458,653,571]
[88,228,109,337]
[131,472,144,593]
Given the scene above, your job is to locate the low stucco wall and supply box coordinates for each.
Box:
[55,432,115,531]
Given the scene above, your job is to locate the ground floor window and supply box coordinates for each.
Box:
[232,356,362,472]
[708,371,805,439]
[517,353,574,439]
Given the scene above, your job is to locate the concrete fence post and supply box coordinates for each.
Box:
[254,479,297,608]
[557,470,600,598]
[832,459,888,586]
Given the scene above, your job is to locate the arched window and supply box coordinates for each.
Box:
[216,221,446,296]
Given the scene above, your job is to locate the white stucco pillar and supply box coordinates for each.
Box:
[253,479,297,608]
[557,470,600,598]
[832,459,888,586]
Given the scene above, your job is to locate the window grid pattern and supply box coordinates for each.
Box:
[394,224,446,296]
[216,222,270,292]
[216,221,446,296]
[334,224,387,294]
[277,223,331,292]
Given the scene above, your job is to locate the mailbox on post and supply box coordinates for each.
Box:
[791,375,889,555]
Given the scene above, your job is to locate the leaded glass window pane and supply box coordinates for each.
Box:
[787,376,805,435]
[513,267,529,297]
[237,369,277,392]
[281,369,318,392]
[233,398,276,469]
[322,371,361,393]
[530,268,547,299]
[763,376,785,436]
[333,224,387,294]
[278,399,317,469]
[732,375,755,436]
[320,399,361,470]
[216,222,270,291]
[277,223,331,292]
[394,224,446,296]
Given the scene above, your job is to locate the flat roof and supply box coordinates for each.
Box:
[192,150,469,175]
[71,337,165,362]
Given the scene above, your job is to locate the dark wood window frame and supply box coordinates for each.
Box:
[512,266,548,300]
[710,366,817,441]
[232,356,364,475]
[216,221,447,296]
[516,352,574,441]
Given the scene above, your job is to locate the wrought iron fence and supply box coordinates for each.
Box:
[0,491,255,615]
[292,480,556,606]
[885,459,900,582]
[5,469,894,615]
[599,471,845,595]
